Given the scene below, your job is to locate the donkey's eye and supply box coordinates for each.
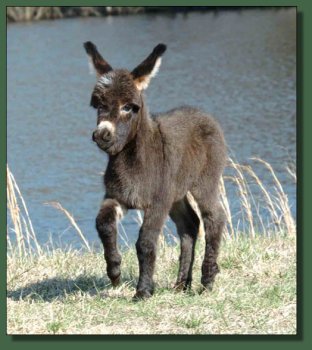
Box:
[121,104,133,113]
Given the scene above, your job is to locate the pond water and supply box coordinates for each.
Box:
[7,8,296,249]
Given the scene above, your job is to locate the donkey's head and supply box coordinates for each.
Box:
[84,42,166,155]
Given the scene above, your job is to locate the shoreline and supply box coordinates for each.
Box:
[7,6,289,23]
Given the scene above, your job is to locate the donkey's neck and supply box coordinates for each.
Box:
[137,96,154,136]
[120,96,159,165]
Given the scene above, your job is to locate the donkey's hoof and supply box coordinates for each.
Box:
[199,282,214,294]
[110,275,121,287]
[173,283,185,292]
[173,279,192,292]
[132,290,152,301]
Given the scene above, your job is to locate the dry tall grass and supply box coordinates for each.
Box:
[220,158,296,240]
[7,165,41,257]
[7,158,296,257]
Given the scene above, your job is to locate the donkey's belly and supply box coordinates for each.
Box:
[105,179,149,210]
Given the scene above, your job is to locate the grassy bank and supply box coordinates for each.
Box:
[7,159,296,334]
[7,235,296,335]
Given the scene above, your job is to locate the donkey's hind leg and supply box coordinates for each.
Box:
[170,196,200,291]
[191,191,225,291]
[96,198,126,286]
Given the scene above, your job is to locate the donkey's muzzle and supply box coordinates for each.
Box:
[92,128,112,142]
[92,128,114,152]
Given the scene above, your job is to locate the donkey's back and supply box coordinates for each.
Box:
[155,106,226,201]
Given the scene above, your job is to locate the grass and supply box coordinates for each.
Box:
[7,235,296,334]
[6,159,297,334]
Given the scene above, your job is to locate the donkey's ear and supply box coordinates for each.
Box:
[131,44,167,91]
[83,41,113,77]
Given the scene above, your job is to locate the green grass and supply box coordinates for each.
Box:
[7,235,296,335]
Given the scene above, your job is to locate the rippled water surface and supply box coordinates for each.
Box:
[7,8,296,248]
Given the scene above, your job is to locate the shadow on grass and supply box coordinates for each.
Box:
[7,274,138,302]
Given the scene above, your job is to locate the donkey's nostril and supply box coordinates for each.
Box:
[93,123,114,145]
[102,129,112,142]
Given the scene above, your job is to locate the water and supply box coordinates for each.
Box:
[7,8,296,248]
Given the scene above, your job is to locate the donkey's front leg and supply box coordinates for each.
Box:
[96,198,125,286]
[134,207,168,300]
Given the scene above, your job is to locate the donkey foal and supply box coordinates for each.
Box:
[84,42,227,300]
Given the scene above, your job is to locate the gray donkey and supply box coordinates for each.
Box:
[84,42,227,300]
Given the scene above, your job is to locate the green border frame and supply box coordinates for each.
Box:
[2,0,310,348]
